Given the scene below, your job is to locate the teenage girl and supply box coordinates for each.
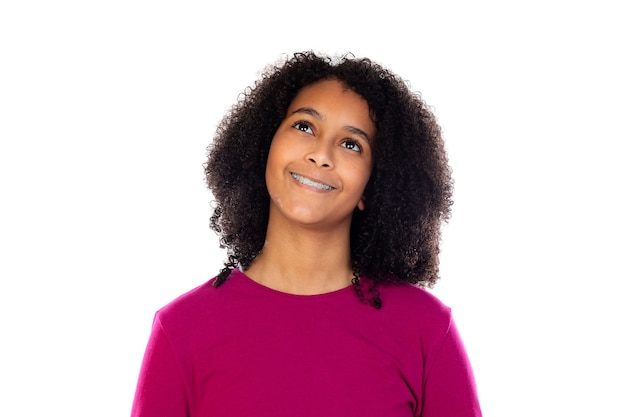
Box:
[131,51,482,417]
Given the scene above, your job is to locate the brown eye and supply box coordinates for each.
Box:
[293,121,313,134]
[341,139,362,153]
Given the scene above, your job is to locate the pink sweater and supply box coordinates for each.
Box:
[131,269,481,416]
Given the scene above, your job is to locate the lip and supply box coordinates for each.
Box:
[290,172,336,191]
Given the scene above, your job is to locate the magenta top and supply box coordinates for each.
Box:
[131,269,481,416]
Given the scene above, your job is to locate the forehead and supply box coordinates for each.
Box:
[290,79,361,105]
[287,79,376,136]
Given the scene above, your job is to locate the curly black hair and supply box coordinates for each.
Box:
[205,51,453,308]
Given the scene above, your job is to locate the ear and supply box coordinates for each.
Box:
[357,197,366,211]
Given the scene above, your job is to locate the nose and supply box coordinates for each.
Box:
[305,140,334,168]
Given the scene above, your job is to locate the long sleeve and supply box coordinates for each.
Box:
[131,315,189,417]
[421,318,482,417]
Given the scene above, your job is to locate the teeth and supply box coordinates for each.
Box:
[291,173,335,190]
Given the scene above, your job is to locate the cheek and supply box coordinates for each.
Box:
[265,136,281,174]
[266,134,300,173]
[264,138,289,192]
[354,161,373,189]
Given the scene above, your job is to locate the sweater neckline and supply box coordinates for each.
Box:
[230,268,357,300]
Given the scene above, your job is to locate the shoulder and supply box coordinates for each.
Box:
[152,270,257,336]
[157,278,217,317]
[380,281,451,317]
[376,280,453,337]
[151,277,226,340]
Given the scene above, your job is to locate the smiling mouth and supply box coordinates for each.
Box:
[290,173,335,190]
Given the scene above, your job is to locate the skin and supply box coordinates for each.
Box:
[245,79,376,295]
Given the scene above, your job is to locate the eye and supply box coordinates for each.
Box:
[341,139,362,153]
[293,121,313,134]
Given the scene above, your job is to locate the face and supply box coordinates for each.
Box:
[265,79,376,231]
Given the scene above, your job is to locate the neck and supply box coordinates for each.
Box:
[244,215,354,295]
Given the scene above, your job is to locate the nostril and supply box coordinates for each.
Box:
[307,155,332,168]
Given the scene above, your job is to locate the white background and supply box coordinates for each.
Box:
[1,1,624,416]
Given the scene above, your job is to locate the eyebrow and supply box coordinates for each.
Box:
[291,107,372,144]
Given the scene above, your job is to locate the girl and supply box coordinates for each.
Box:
[131,51,482,416]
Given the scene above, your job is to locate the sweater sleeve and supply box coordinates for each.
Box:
[131,315,189,417]
[421,317,482,417]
